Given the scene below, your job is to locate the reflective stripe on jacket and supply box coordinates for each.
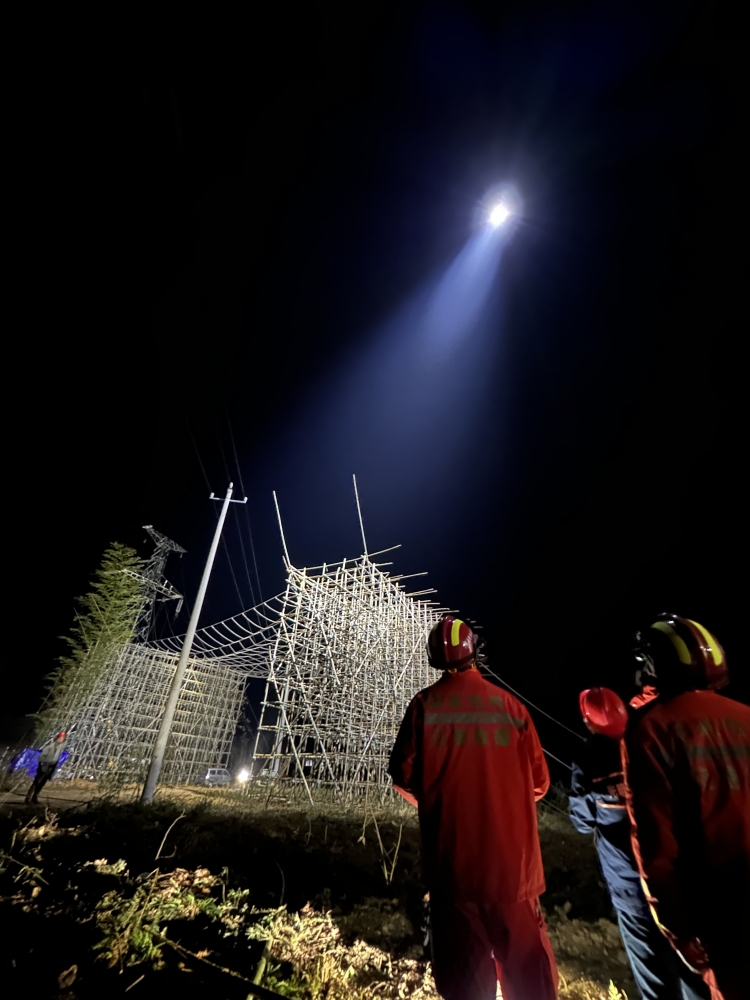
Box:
[388,667,549,903]
[623,690,750,943]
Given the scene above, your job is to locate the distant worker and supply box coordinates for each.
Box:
[624,614,750,1000]
[570,687,709,1000]
[25,731,67,804]
[388,615,558,1000]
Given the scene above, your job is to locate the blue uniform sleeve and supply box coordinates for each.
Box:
[569,760,597,835]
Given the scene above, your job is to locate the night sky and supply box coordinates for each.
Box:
[5,3,744,772]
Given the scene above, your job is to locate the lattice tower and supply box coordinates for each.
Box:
[134,526,186,641]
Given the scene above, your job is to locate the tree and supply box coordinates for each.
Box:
[36,542,146,738]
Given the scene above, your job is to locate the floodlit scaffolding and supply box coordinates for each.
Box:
[144,542,443,799]
[251,549,443,801]
[51,486,444,796]
[58,644,249,784]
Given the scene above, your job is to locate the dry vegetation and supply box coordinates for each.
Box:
[0,783,634,999]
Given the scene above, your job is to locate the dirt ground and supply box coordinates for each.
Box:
[0,780,635,999]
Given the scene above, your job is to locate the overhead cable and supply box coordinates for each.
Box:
[184,412,212,490]
[482,665,586,742]
[542,748,573,772]
[225,405,264,601]
[232,502,258,607]
[215,418,257,605]
[539,797,571,819]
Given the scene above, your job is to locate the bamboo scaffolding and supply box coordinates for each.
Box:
[251,551,443,801]
[46,532,441,795]
[53,645,247,784]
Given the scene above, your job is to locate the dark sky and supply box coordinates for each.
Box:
[5,2,744,767]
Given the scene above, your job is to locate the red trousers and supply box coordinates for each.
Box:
[430,895,558,1000]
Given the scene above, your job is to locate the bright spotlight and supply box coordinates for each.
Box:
[488,203,511,227]
[237,768,250,783]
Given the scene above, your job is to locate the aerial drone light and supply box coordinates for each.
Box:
[488,203,511,227]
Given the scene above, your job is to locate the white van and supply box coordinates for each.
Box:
[202,768,231,787]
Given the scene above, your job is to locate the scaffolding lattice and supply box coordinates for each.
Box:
[58,645,248,784]
[251,549,442,801]
[47,475,443,796]
[53,543,440,797]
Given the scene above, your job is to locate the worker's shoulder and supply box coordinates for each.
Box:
[411,676,446,704]
[413,672,466,699]
[633,691,750,741]
[480,671,523,698]
[413,670,529,715]
[467,670,529,714]
[708,691,750,721]
[655,690,750,720]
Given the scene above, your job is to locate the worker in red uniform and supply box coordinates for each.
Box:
[388,615,558,1000]
[624,614,750,1000]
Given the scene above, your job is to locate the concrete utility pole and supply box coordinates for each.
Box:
[141,483,246,804]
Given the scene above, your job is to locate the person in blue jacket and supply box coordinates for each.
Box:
[570,688,708,1000]
[25,732,67,804]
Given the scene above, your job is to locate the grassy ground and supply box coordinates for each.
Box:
[0,781,635,999]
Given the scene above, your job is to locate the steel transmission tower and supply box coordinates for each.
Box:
[134,525,186,641]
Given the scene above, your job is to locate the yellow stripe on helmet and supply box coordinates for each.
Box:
[651,621,691,664]
[451,619,464,646]
[687,619,723,667]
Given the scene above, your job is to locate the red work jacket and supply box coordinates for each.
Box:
[623,690,750,943]
[388,667,549,903]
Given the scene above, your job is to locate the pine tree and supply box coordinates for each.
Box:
[37,542,146,738]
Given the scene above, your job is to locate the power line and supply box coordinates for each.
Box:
[246,510,264,602]
[216,415,258,605]
[539,797,571,819]
[177,559,194,623]
[216,505,248,612]
[184,413,212,490]
[225,406,264,601]
[216,420,234,487]
[214,415,256,610]
[482,665,586,742]
[543,748,573,771]
[185,412,251,613]
[232,503,258,607]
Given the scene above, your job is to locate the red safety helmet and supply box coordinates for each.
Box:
[635,613,728,692]
[57,731,67,740]
[579,687,629,739]
[427,615,477,670]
